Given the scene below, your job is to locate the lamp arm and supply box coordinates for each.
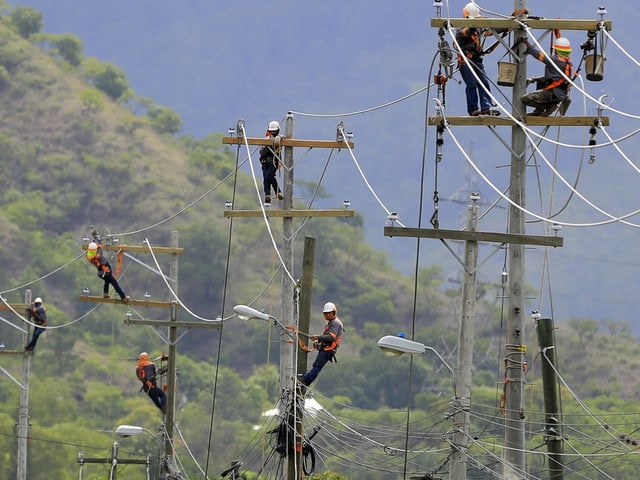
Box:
[269,315,296,340]
[425,346,455,378]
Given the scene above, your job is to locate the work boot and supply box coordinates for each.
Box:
[527,108,545,116]
[470,109,482,116]
[103,293,111,298]
[121,296,131,303]
[277,191,284,200]
[265,195,271,204]
[481,109,500,116]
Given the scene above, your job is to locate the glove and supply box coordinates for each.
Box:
[97,270,107,278]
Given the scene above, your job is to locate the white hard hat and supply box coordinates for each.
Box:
[139,352,149,360]
[553,37,572,53]
[88,242,97,250]
[34,297,43,304]
[323,301,337,313]
[267,120,280,132]
[462,2,481,18]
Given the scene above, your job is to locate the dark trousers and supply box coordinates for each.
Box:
[147,386,167,413]
[102,271,126,299]
[25,326,45,351]
[302,350,334,385]
[262,163,280,196]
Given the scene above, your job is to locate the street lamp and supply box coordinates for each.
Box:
[233,305,295,340]
[379,335,468,480]
[115,425,149,438]
[78,425,153,479]
[377,334,455,379]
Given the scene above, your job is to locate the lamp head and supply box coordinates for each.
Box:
[377,335,426,356]
[233,305,270,322]
[115,425,143,437]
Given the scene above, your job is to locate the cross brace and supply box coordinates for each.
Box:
[224,209,354,218]
[384,226,563,247]
[222,137,354,149]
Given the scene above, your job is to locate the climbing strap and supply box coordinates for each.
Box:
[113,248,124,278]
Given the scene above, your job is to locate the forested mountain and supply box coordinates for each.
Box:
[1,4,640,479]
[11,0,640,333]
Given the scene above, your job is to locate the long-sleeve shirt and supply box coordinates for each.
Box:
[526,43,572,102]
[29,304,47,326]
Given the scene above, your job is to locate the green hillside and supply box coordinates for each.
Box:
[1,6,640,479]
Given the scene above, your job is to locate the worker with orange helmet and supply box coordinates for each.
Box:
[136,352,167,414]
[521,35,573,116]
[86,241,129,301]
[299,301,344,386]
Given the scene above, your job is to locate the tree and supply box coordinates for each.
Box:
[10,6,42,38]
[147,104,182,135]
[52,33,83,66]
[81,57,129,101]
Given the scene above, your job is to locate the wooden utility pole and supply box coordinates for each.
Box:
[536,317,563,479]
[81,232,222,479]
[423,3,612,477]
[223,115,353,480]
[292,236,316,478]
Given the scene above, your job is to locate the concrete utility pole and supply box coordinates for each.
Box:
[164,230,180,472]
[449,196,479,480]
[223,116,354,480]
[503,3,529,477]
[281,115,299,480]
[17,289,32,480]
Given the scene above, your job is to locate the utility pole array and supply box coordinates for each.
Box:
[81,232,222,479]
[222,114,353,480]
[381,2,613,479]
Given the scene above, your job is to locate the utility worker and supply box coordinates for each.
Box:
[25,297,47,352]
[455,2,503,116]
[259,120,284,204]
[86,242,129,301]
[521,36,573,116]
[136,352,167,414]
[299,301,344,386]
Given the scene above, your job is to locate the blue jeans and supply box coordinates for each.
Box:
[301,350,334,385]
[460,60,492,114]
